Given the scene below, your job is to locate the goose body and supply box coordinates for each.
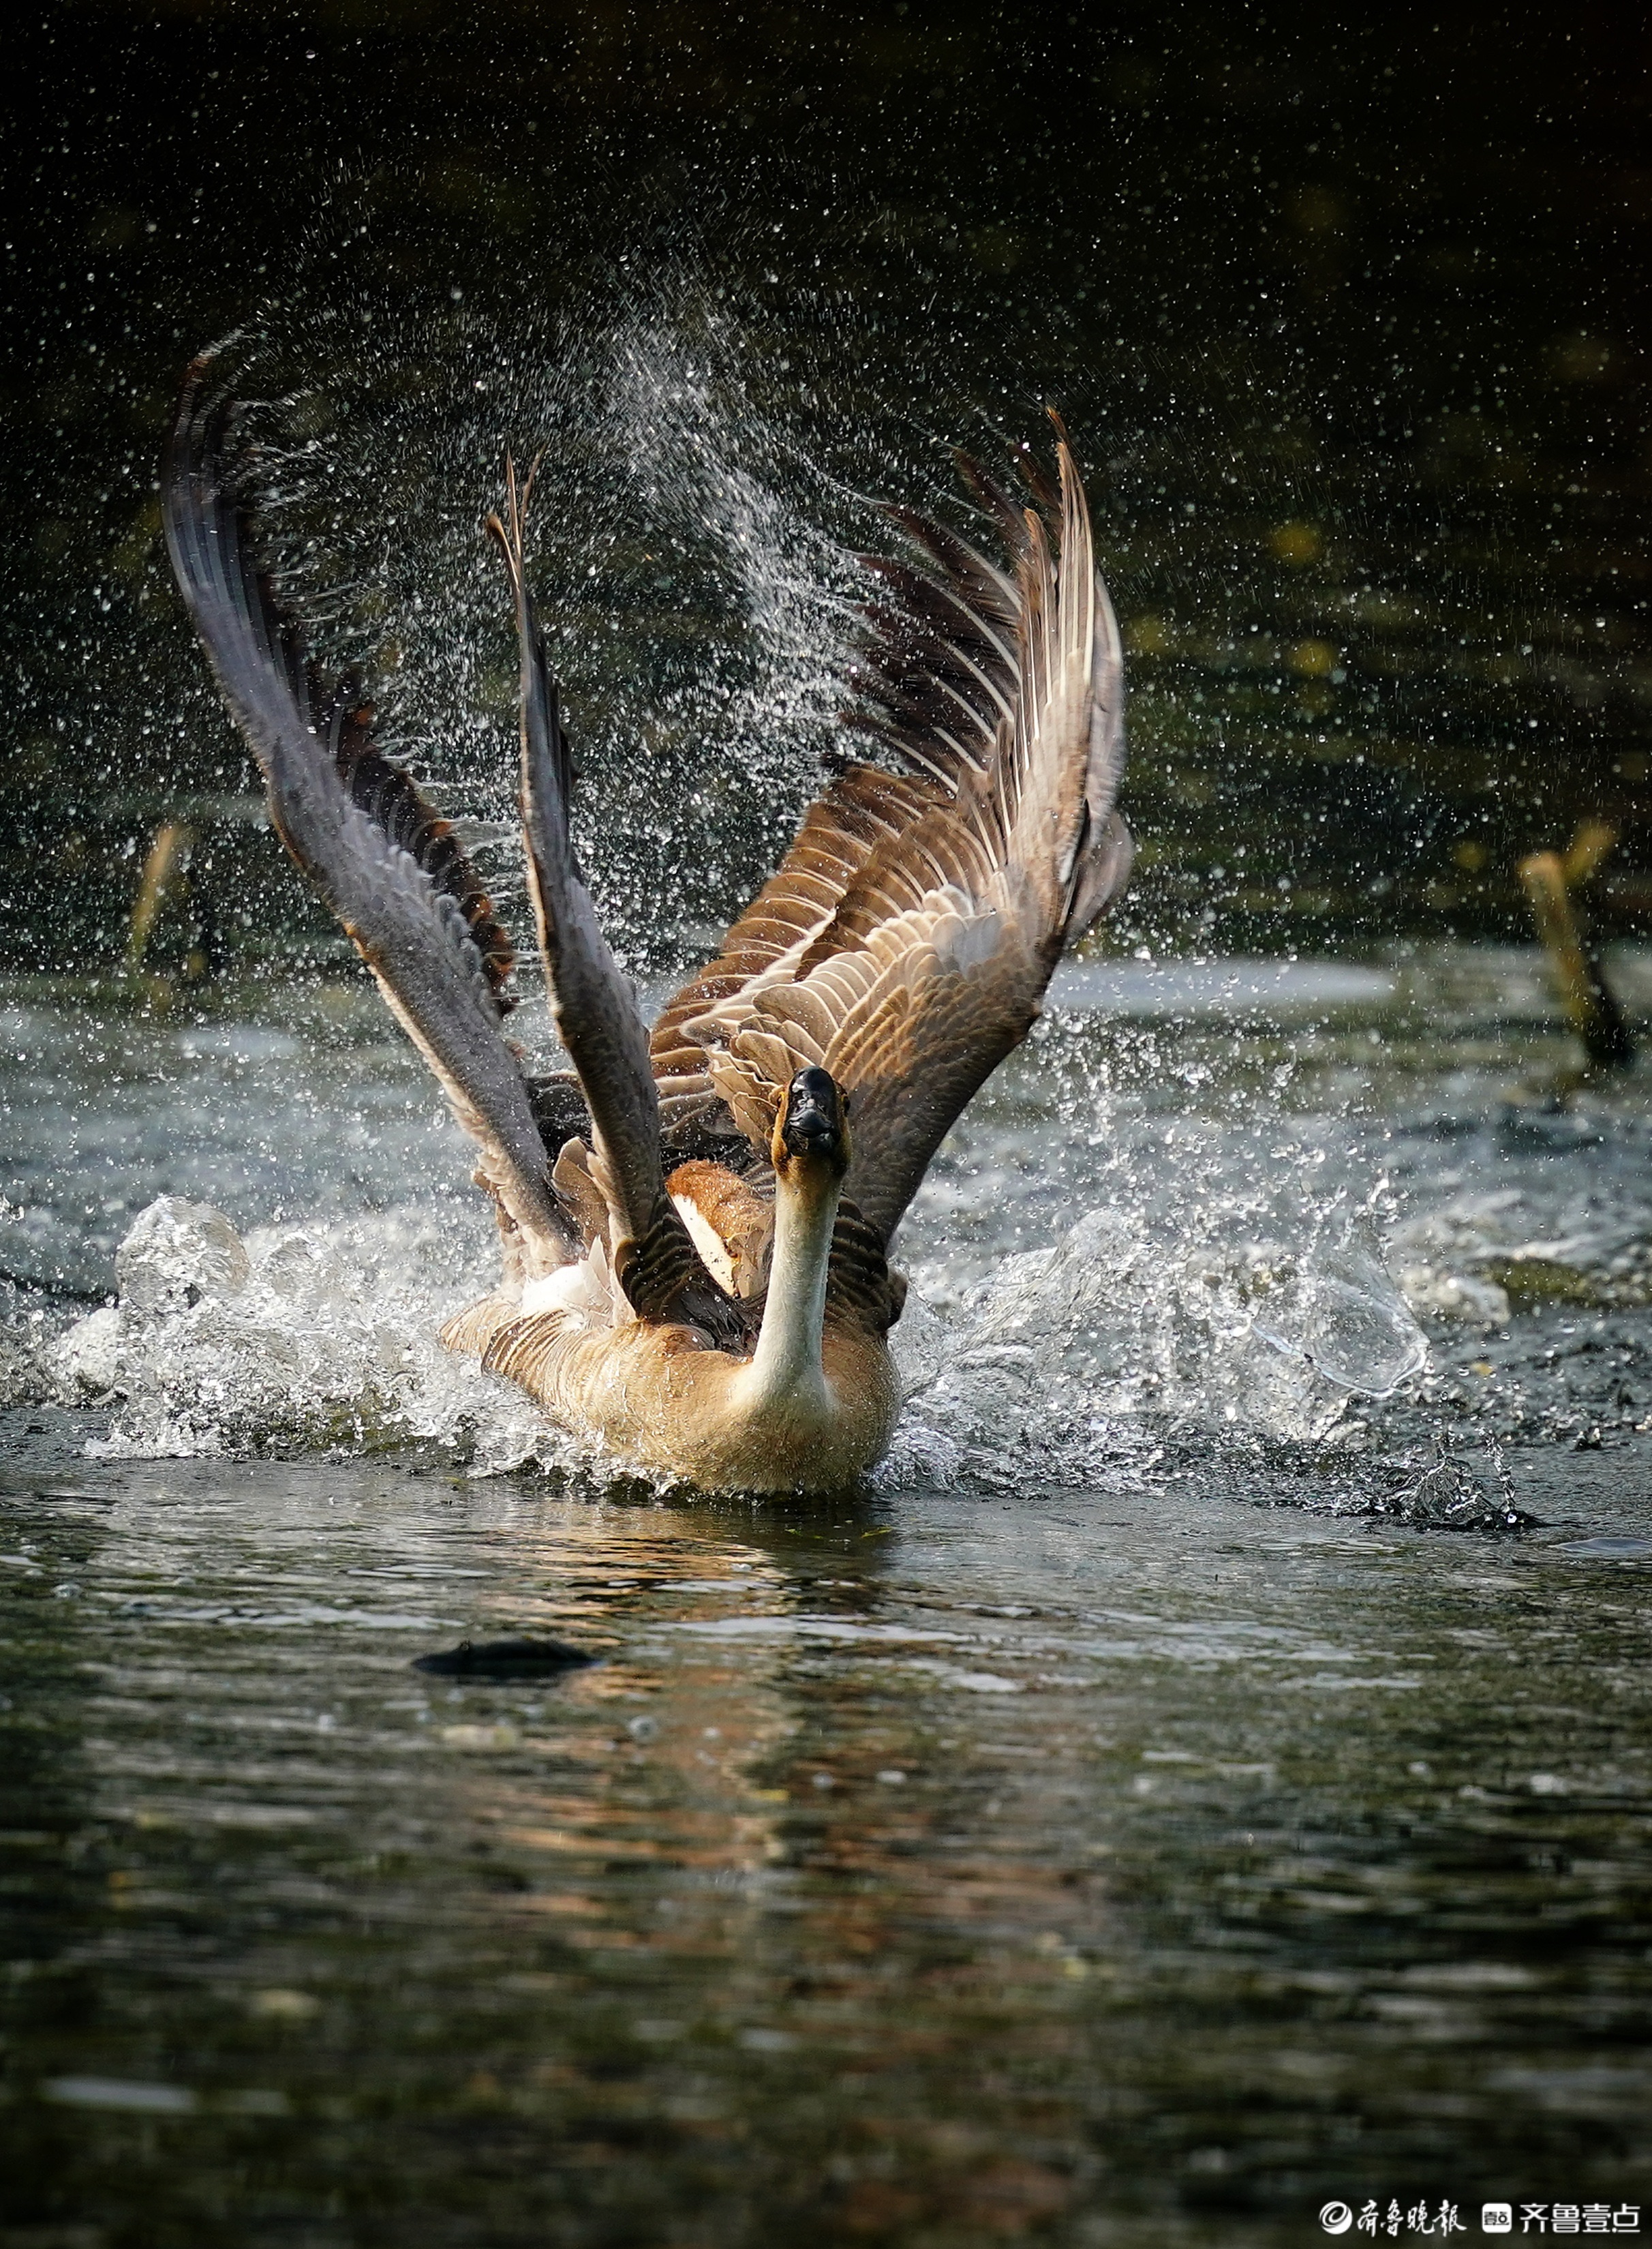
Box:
[445,1068,903,1488]
[163,365,1131,1492]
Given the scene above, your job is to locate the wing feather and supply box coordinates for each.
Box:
[162,354,575,1271]
[652,419,1131,1246]
[648,765,943,1083]
[487,464,741,1340]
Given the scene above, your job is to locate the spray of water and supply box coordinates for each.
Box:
[41,1178,1423,1494]
[14,251,1443,1497]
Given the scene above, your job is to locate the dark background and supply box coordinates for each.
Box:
[1,0,1647,972]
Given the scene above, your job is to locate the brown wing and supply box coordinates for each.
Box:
[162,354,576,1272]
[648,763,947,1093]
[650,419,1131,1246]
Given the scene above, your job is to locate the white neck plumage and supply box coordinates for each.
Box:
[736,1158,842,1415]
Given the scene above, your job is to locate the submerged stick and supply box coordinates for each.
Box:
[1518,847,1634,1070]
[127,821,195,971]
[1561,817,1619,888]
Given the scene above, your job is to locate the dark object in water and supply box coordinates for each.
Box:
[413,1636,597,1679]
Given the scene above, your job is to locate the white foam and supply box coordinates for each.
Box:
[35,1186,1425,1490]
[45,1202,592,1477]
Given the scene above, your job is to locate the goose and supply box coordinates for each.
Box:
[162,359,1132,1492]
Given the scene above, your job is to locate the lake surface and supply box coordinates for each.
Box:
[3,952,1651,2244]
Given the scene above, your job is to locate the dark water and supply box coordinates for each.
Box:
[1,2,1647,971]
[2,1443,1649,2248]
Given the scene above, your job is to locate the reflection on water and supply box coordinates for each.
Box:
[1,1452,1647,2245]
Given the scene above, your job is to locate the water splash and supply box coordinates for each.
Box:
[881,1204,1424,1493]
[218,265,915,994]
[46,1200,583,1476]
[40,1192,1422,1491]
[12,271,1449,1492]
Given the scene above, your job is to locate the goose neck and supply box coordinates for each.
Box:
[742,1159,841,1411]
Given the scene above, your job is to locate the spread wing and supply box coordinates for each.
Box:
[162,354,575,1271]
[487,466,744,1342]
[650,420,1131,1246]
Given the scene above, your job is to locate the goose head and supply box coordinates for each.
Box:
[772,1065,851,1185]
